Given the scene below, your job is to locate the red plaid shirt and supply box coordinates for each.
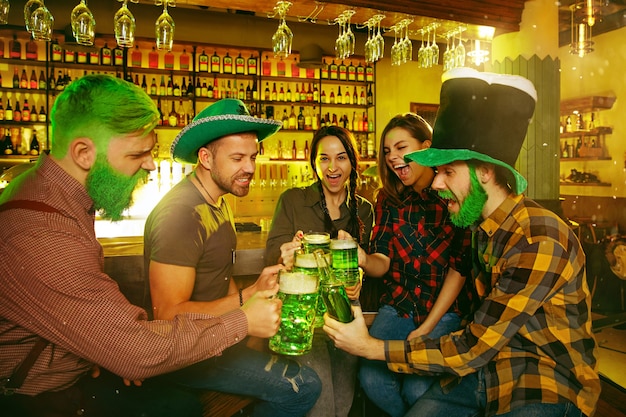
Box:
[370,188,473,325]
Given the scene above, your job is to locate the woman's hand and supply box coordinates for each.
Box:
[278,230,304,269]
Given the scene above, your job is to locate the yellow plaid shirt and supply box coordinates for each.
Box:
[386,194,600,417]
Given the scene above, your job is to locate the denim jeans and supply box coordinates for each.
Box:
[166,341,322,417]
[299,330,358,417]
[405,371,585,417]
[358,305,462,417]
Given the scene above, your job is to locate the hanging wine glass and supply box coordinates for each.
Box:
[31,4,54,41]
[390,25,399,66]
[375,17,384,60]
[155,1,175,51]
[0,0,9,25]
[334,18,345,59]
[430,24,439,65]
[24,0,44,32]
[271,1,292,58]
[71,0,95,46]
[454,30,465,67]
[443,33,452,71]
[115,0,137,48]
[364,23,374,63]
[417,29,425,68]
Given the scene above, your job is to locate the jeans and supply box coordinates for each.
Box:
[166,340,322,417]
[405,371,585,417]
[359,305,461,417]
[299,329,358,417]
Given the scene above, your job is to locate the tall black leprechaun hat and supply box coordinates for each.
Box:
[405,67,537,195]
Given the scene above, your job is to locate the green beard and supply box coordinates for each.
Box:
[85,155,147,221]
[439,167,487,228]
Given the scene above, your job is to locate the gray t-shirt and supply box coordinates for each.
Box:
[144,176,236,303]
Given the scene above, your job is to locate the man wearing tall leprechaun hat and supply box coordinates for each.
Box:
[144,98,322,417]
[324,68,600,417]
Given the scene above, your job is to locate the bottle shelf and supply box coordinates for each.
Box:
[560,182,611,187]
[559,126,612,138]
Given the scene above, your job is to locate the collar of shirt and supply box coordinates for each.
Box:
[38,153,94,214]
[478,194,524,238]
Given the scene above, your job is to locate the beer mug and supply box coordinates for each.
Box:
[302,231,330,254]
[330,238,360,287]
[269,269,319,356]
[293,249,326,328]
[313,250,354,323]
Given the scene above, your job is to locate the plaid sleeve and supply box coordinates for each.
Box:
[370,195,394,257]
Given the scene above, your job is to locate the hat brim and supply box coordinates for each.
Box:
[405,148,527,195]
[171,115,282,164]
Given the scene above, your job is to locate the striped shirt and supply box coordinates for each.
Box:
[0,154,248,396]
[386,194,600,417]
[370,188,473,325]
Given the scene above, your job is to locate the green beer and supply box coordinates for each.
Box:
[269,271,319,356]
[294,250,326,328]
[330,238,360,286]
[302,232,331,254]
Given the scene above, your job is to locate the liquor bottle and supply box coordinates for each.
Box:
[289,105,297,130]
[271,82,277,101]
[246,81,252,101]
[12,67,19,89]
[173,78,181,96]
[22,99,30,121]
[294,83,299,102]
[304,107,312,131]
[89,49,99,65]
[247,54,257,75]
[30,103,38,122]
[313,84,319,103]
[164,50,174,69]
[210,50,221,73]
[64,48,75,63]
[100,43,112,65]
[13,101,22,122]
[304,139,310,159]
[168,101,178,127]
[329,60,338,79]
[339,61,347,80]
[367,134,375,158]
[29,133,40,156]
[362,112,369,132]
[588,113,596,130]
[5,99,13,121]
[235,53,245,74]
[251,81,258,101]
[167,76,173,96]
[366,84,373,105]
[307,83,313,102]
[148,47,159,69]
[356,62,365,82]
[177,100,186,127]
[278,83,285,101]
[331,113,338,126]
[348,61,356,81]
[51,39,63,63]
[352,87,357,105]
[286,84,292,102]
[262,55,272,76]
[186,77,194,97]
[297,107,305,130]
[0,38,4,58]
[26,39,38,60]
[329,88,335,104]
[565,115,572,133]
[365,63,374,82]
[213,77,219,99]
[311,107,319,131]
[3,129,13,154]
[179,49,190,70]
[150,77,157,95]
[159,75,166,96]
[360,134,368,158]
[321,59,329,79]
[291,140,297,159]
[337,86,342,103]
[198,49,209,72]
[37,70,46,90]
[321,89,326,104]
[0,100,5,121]
[141,75,148,93]
[277,58,286,76]
[291,58,300,78]
[576,113,584,131]
[38,105,46,122]
[76,49,88,64]
[343,86,350,104]
[300,83,306,102]
[20,69,28,89]
[9,34,21,59]
[113,46,124,66]
[203,80,210,98]
[194,78,202,97]
[238,83,245,100]
[281,109,289,129]
[223,52,233,74]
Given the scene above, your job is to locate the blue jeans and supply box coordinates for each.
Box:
[299,330,358,417]
[166,341,322,417]
[358,305,461,417]
[405,371,585,417]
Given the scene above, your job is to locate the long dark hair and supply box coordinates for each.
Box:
[377,113,433,205]
[309,125,364,243]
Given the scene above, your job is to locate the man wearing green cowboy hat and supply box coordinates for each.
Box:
[144,98,322,416]
[324,68,600,417]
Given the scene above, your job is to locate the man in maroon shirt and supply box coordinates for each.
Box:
[0,74,282,417]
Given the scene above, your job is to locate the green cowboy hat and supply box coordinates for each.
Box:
[405,68,537,195]
[171,98,282,164]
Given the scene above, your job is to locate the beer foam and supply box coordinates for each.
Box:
[294,253,318,268]
[330,238,357,250]
[279,272,319,294]
[304,233,330,244]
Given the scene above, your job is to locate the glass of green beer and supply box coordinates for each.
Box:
[313,249,354,323]
[330,238,360,287]
[293,250,326,328]
[302,231,331,254]
[269,269,319,356]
